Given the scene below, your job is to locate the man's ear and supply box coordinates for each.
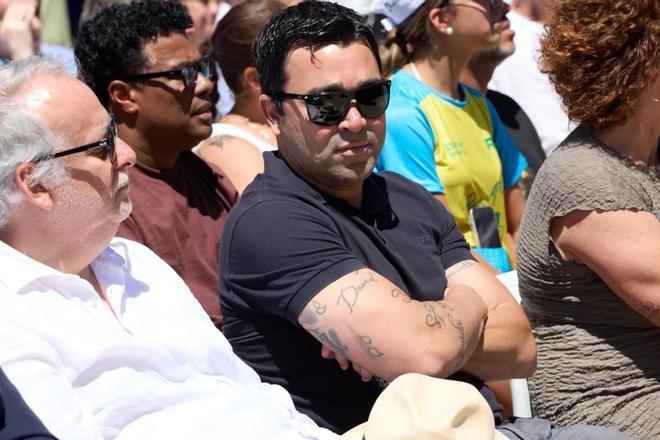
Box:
[243,66,262,94]
[14,163,54,210]
[259,94,281,136]
[108,80,139,114]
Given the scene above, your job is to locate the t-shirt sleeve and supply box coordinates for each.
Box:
[487,97,527,190]
[533,145,653,219]
[377,104,445,194]
[221,200,366,324]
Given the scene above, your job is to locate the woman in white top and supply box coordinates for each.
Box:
[197,0,286,193]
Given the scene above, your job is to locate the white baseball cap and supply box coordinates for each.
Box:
[370,0,425,31]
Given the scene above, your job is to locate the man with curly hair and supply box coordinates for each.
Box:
[75,0,238,330]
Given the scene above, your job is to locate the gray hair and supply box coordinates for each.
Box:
[0,57,70,228]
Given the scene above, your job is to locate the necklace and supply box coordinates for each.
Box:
[409,61,423,81]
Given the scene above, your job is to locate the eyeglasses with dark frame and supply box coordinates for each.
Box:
[121,55,216,90]
[34,114,117,164]
[267,79,392,126]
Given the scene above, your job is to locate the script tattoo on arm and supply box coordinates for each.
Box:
[391,288,412,303]
[424,302,468,369]
[358,334,384,358]
[445,260,478,277]
[336,271,377,313]
[424,304,446,329]
[300,300,327,326]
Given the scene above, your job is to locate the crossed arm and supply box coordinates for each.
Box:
[298,259,536,382]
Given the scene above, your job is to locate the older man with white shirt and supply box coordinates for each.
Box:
[0,57,336,440]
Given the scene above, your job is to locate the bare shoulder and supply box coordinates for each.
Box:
[197,135,264,193]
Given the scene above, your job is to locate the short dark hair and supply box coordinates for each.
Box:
[75,0,192,106]
[253,2,381,96]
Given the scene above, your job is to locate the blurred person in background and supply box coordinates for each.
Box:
[79,0,131,24]
[517,0,660,437]
[489,0,573,155]
[196,0,285,193]
[372,0,527,273]
[460,6,545,194]
[0,0,74,71]
[182,0,219,51]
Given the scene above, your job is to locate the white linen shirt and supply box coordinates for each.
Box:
[0,238,338,440]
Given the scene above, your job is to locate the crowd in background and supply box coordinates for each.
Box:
[0,0,658,439]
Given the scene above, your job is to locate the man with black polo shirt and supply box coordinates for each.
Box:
[220,0,537,435]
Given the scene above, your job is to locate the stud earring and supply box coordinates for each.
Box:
[445,26,454,35]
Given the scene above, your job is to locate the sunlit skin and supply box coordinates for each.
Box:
[446,0,510,53]
[5,74,136,281]
[114,32,214,169]
[262,42,386,208]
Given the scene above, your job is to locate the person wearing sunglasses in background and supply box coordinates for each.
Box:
[74,0,241,331]
[371,0,527,274]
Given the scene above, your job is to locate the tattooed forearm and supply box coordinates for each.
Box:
[300,300,327,325]
[312,300,326,315]
[358,334,384,358]
[640,301,659,321]
[307,327,350,359]
[424,303,446,329]
[447,310,467,368]
[300,309,318,326]
[391,288,412,303]
[336,271,377,313]
[445,260,477,277]
[424,302,468,369]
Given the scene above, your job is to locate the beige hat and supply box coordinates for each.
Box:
[341,373,508,440]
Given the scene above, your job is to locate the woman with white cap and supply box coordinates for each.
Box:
[371,0,526,273]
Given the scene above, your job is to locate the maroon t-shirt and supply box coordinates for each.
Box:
[117,151,238,329]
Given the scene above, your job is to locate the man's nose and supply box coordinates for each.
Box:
[195,70,214,95]
[339,103,367,133]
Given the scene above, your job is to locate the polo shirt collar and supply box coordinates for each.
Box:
[264,151,389,215]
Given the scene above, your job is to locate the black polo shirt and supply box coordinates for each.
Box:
[220,151,475,433]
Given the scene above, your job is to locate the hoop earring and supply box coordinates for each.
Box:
[445,26,454,35]
[648,83,660,103]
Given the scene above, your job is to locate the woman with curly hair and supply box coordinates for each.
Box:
[516,0,660,437]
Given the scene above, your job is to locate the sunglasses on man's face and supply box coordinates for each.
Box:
[122,55,216,90]
[34,114,117,164]
[269,79,391,126]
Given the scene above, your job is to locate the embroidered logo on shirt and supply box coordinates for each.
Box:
[415,234,433,245]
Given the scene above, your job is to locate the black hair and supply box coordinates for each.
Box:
[252,2,381,99]
[75,0,192,106]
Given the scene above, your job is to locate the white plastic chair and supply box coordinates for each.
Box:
[495,270,533,418]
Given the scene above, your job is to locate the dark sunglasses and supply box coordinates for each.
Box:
[34,114,117,164]
[268,79,391,126]
[122,55,216,90]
